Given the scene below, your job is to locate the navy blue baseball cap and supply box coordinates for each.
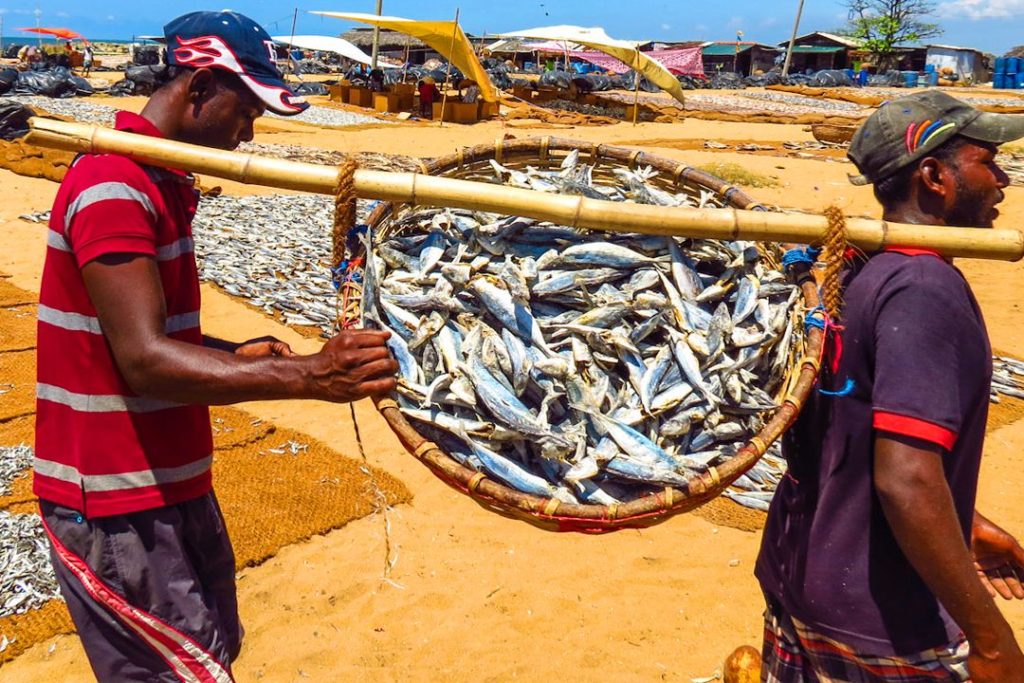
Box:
[164,10,308,115]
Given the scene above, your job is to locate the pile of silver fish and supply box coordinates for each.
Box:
[0,511,62,618]
[0,445,34,497]
[992,356,1024,402]
[360,152,803,507]
[233,143,424,172]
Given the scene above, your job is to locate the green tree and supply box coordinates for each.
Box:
[842,0,944,68]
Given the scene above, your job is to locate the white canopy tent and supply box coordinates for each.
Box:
[271,34,399,68]
[497,25,685,105]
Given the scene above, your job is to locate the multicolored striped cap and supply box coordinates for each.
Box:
[848,90,1024,186]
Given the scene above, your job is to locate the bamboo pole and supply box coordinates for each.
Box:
[437,8,460,127]
[23,117,1024,262]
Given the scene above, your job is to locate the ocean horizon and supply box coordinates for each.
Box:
[0,36,153,47]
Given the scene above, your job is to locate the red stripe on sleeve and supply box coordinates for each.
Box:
[873,411,957,450]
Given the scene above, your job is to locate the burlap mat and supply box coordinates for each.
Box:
[0,276,412,667]
[695,498,768,534]
[0,279,36,309]
[0,139,75,183]
[0,350,36,423]
[0,305,36,352]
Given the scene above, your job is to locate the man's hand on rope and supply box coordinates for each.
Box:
[308,329,398,403]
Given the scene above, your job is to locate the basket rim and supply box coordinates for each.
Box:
[364,136,822,533]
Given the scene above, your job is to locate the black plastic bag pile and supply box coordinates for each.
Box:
[8,66,93,98]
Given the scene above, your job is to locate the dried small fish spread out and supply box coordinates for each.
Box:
[191,195,375,334]
[360,153,804,508]
[0,445,34,497]
[0,511,62,618]
[992,356,1024,401]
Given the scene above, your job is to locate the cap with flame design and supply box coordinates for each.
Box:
[164,10,308,115]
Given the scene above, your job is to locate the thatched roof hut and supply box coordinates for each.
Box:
[340,28,427,50]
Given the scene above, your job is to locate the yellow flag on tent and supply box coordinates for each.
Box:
[311,11,498,103]
[498,25,686,105]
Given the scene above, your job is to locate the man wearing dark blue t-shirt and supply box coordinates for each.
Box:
[756,91,1024,682]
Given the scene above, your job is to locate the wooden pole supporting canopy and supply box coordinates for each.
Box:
[24,116,1024,261]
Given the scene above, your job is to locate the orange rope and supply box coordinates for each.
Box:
[821,205,847,321]
[333,157,359,331]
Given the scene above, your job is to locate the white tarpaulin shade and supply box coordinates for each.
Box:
[497,25,685,104]
[311,11,498,102]
[271,34,398,67]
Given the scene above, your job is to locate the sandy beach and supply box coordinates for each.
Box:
[2,91,1024,682]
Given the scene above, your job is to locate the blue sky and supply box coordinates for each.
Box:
[2,1,1023,55]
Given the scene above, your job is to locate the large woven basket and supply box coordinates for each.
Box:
[358,137,824,533]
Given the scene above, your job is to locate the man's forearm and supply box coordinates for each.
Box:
[876,440,1014,654]
[121,335,310,405]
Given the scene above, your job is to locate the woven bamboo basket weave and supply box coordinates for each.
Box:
[353,136,824,533]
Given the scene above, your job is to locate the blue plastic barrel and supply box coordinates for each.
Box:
[928,70,939,87]
[995,57,1008,74]
[1010,57,1022,74]
[995,73,1007,89]
[902,71,918,87]
[1017,72,1024,89]
[924,64,936,73]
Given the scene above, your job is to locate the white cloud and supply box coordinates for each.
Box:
[661,23,671,31]
[937,0,1024,18]
[56,11,69,17]
[759,16,779,28]
[727,16,745,29]
[106,14,115,20]
[695,23,708,33]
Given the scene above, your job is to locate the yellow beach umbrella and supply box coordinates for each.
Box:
[497,24,686,105]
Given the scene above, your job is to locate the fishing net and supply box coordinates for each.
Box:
[340,137,827,533]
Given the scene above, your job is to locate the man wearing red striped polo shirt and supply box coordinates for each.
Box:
[35,11,398,682]
[757,92,1024,681]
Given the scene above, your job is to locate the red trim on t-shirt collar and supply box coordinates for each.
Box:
[883,246,943,258]
[873,411,957,450]
[113,112,189,178]
[114,111,165,138]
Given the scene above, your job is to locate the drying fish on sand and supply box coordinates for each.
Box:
[360,152,805,508]
[0,510,62,619]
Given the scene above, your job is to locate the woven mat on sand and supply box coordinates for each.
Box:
[0,276,411,666]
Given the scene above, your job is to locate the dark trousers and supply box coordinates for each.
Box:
[41,492,241,682]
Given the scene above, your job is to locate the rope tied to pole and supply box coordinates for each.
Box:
[332,157,361,331]
[820,205,847,322]
[331,158,401,586]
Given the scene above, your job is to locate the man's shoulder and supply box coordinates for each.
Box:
[62,153,155,193]
[863,251,964,294]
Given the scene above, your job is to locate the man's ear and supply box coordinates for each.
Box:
[917,157,949,198]
[185,68,217,105]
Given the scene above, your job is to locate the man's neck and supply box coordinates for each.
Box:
[139,93,180,141]
[882,204,945,227]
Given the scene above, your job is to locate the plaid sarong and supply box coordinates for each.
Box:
[761,596,970,682]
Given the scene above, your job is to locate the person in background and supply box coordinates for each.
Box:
[756,91,1024,683]
[418,77,439,118]
[83,45,94,77]
[368,67,385,92]
[460,79,480,104]
[34,10,396,682]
